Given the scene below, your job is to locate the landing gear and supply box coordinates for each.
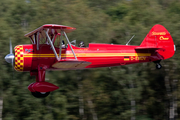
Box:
[29,65,59,98]
[154,60,162,69]
[156,63,162,69]
[31,91,50,98]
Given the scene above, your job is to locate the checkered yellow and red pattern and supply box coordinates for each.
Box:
[14,45,24,71]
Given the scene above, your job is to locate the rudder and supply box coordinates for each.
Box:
[140,24,175,60]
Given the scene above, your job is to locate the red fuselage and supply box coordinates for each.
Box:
[7,24,175,97]
[14,43,160,72]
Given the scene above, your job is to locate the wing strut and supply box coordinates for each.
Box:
[44,28,77,61]
[63,31,77,60]
[33,33,36,44]
[37,32,39,50]
[44,29,60,61]
[59,30,63,60]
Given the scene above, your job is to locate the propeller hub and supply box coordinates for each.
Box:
[5,53,15,64]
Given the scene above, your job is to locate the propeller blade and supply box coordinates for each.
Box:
[10,39,12,54]
[11,58,14,69]
[5,39,15,68]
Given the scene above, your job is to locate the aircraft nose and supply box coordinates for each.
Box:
[14,45,27,71]
[4,53,15,64]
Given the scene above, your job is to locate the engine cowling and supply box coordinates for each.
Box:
[14,45,33,72]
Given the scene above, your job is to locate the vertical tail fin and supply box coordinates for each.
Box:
[140,24,175,59]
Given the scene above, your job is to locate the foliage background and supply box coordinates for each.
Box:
[1,0,180,120]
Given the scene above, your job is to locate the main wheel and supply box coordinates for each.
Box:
[156,63,162,69]
[31,91,50,98]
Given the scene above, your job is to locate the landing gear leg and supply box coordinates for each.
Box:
[29,65,58,98]
[154,60,162,69]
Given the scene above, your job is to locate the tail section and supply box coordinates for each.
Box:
[140,24,175,60]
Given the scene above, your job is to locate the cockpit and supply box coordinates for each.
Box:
[24,24,82,61]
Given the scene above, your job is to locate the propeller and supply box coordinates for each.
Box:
[4,40,15,68]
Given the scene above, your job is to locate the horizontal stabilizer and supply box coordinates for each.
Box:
[135,47,165,51]
[52,59,91,69]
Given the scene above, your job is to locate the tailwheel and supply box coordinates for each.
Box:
[154,60,162,69]
[156,63,162,69]
[31,91,50,98]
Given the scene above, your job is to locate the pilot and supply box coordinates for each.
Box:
[62,40,65,48]
[79,41,85,47]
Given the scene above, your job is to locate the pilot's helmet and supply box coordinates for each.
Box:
[79,41,85,47]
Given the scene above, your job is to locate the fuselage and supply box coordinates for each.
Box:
[14,43,159,72]
[6,24,175,98]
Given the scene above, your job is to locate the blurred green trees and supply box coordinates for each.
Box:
[1,0,180,120]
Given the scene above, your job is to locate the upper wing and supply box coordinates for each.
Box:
[24,24,76,37]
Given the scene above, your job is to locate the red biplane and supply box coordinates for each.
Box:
[5,24,175,98]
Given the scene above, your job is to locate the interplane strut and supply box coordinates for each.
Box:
[44,29,77,61]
